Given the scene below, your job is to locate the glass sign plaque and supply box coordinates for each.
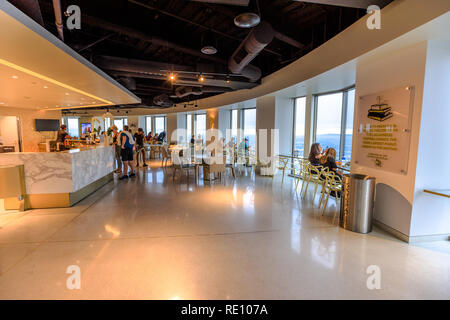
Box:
[354,86,415,175]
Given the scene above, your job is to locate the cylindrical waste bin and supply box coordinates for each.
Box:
[340,174,376,234]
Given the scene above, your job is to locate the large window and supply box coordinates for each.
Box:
[315,92,343,158]
[145,116,152,135]
[293,97,306,157]
[67,118,79,138]
[195,114,206,143]
[231,109,238,143]
[104,118,111,130]
[113,118,127,132]
[154,116,166,134]
[186,114,192,142]
[243,108,256,149]
[313,88,355,162]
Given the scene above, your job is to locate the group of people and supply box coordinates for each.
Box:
[111,126,165,180]
[146,131,166,144]
[308,142,342,179]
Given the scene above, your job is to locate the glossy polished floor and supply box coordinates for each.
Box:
[0,162,449,299]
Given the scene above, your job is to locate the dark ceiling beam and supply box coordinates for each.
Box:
[294,0,392,9]
[81,14,228,65]
[127,0,282,57]
[274,31,303,49]
[8,0,44,26]
[189,0,250,5]
[78,33,115,53]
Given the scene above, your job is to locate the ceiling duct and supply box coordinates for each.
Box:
[153,94,174,108]
[229,21,274,80]
[189,0,250,6]
[174,86,231,98]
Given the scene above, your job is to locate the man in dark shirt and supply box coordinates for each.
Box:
[134,128,147,167]
[56,125,71,151]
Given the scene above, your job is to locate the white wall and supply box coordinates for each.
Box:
[352,42,428,237]
[410,39,450,238]
[275,97,294,155]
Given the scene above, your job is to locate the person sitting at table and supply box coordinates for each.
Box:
[308,143,324,166]
[157,131,166,143]
[134,128,148,168]
[146,131,153,142]
[320,147,342,197]
[320,148,341,177]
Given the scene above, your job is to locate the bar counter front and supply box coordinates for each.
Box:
[0,145,114,209]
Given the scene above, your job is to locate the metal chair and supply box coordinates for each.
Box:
[319,171,343,214]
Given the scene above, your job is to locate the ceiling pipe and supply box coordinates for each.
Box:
[95,56,259,88]
[84,18,263,81]
[52,0,64,41]
[229,21,274,79]
[127,0,281,57]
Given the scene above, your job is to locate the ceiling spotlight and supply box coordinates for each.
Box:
[201,46,217,55]
[169,73,176,82]
[43,85,48,89]
[234,12,260,28]
[65,92,69,95]
[12,75,18,79]
[198,74,205,82]
[226,76,231,84]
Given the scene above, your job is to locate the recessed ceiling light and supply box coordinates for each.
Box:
[65,93,69,95]
[43,86,48,89]
[12,75,18,79]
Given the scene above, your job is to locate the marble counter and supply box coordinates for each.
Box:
[0,145,114,195]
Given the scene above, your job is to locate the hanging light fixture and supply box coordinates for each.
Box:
[200,27,217,55]
[234,12,260,28]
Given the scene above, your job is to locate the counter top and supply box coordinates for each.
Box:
[0,145,114,194]
[2,144,110,155]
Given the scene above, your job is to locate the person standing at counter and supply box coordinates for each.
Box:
[111,125,122,174]
[134,128,148,168]
[56,124,71,151]
[119,125,136,180]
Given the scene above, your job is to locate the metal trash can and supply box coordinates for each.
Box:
[340,174,376,234]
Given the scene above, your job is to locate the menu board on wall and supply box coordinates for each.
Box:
[354,86,414,175]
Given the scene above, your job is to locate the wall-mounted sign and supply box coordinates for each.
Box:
[354,86,415,175]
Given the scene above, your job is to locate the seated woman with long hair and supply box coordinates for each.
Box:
[308,143,324,166]
[320,147,342,179]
